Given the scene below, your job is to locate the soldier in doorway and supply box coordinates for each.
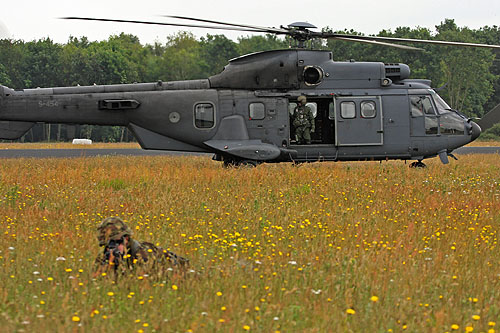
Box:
[292,95,315,144]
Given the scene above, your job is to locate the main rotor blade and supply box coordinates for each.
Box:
[162,15,288,34]
[320,32,500,49]
[332,36,423,51]
[61,17,274,34]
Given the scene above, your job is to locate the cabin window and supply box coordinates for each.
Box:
[194,103,215,128]
[340,101,356,119]
[307,103,318,118]
[249,103,265,120]
[328,102,335,120]
[360,101,376,118]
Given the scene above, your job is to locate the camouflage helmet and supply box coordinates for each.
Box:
[97,217,133,246]
[297,95,307,104]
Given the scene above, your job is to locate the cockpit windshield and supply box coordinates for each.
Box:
[428,89,451,114]
[427,89,466,135]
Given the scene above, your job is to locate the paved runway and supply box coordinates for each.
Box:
[0,146,498,158]
[454,146,500,155]
[0,148,209,158]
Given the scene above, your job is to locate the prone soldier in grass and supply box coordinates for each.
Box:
[94,217,188,279]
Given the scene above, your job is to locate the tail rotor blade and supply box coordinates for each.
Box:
[476,103,500,132]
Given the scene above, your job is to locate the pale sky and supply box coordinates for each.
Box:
[0,0,499,44]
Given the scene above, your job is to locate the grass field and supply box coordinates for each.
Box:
[1,155,499,332]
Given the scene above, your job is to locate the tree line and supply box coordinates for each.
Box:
[0,19,499,142]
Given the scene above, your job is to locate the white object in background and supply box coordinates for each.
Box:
[72,139,92,145]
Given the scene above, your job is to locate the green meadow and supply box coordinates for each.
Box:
[1,155,499,332]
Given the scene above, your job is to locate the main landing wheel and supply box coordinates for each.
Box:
[409,160,426,168]
[238,160,258,167]
[223,158,258,168]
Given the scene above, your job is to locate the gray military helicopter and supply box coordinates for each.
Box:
[1,16,499,167]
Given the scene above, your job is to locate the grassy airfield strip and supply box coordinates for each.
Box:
[0,156,499,331]
[0,142,498,159]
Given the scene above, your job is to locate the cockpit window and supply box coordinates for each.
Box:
[427,90,465,135]
[410,95,438,135]
[410,96,435,117]
[429,90,451,114]
[440,113,465,135]
[411,92,465,136]
[422,97,435,115]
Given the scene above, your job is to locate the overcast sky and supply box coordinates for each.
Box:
[0,0,499,44]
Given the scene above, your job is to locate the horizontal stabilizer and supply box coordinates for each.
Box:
[477,103,500,132]
[204,139,281,161]
[0,121,35,140]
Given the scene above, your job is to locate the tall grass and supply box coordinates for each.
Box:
[0,155,499,332]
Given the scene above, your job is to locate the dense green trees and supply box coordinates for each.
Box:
[0,20,499,142]
[325,20,499,117]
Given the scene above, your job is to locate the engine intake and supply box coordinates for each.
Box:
[303,66,324,86]
[384,63,410,81]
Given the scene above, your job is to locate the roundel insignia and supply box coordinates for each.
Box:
[169,112,180,123]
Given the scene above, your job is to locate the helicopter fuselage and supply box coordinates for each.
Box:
[0,49,481,165]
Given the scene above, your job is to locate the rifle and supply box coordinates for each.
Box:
[104,239,125,267]
[94,238,127,277]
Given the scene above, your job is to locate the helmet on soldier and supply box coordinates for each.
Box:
[298,95,307,104]
[97,217,133,247]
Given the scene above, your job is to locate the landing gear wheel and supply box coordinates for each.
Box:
[238,160,258,167]
[223,159,237,168]
[409,160,426,168]
[222,158,258,168]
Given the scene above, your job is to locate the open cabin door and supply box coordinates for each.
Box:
[334,96,383,146]
[288,98,335,145]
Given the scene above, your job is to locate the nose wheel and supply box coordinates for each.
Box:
[410,160,426,168]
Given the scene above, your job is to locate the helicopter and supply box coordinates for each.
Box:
[1,16,499,167]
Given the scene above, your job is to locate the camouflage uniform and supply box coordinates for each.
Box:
[95,217,188,279]
[292,96,315,144]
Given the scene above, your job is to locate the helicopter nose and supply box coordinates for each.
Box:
[470,121,481,141]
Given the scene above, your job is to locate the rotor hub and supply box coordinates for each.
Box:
[282,22,317,48]
[287,22,317,30]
